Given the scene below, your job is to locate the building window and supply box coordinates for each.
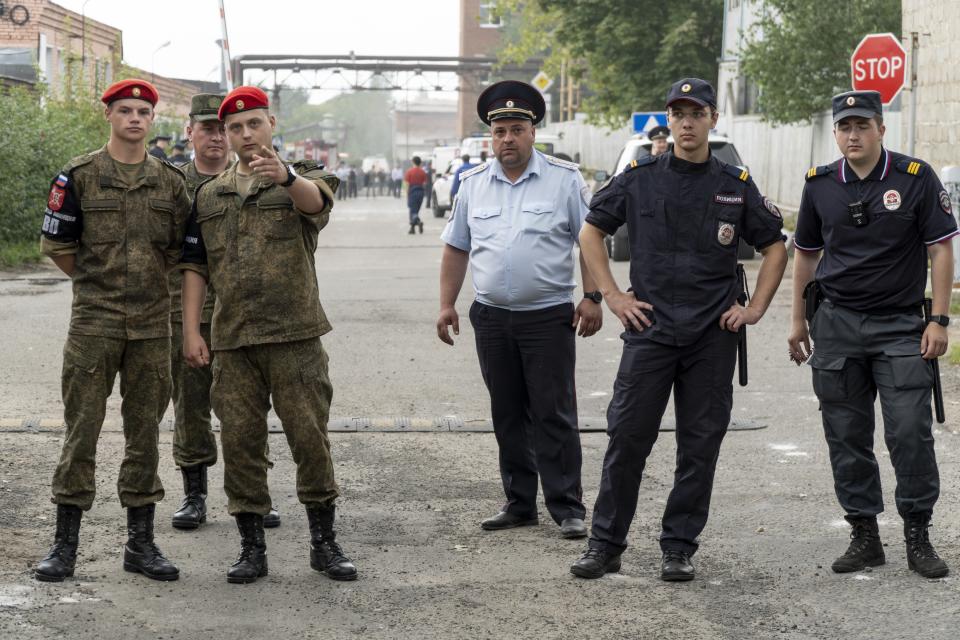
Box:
[479,2,502,28]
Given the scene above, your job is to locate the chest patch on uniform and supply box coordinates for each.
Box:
[763,197,782,218]
[714,193,743,205]
[48,186,66,211]
[717,221,736,245]
[883,189,902,211]
[939,190,953,215]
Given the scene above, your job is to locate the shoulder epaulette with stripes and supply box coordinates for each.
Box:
[624,155,656,172]
[543,154,579,171]
[722,164,750,182]
[460,162,490,181]
[895,158,926,177]
[805,165,833,181]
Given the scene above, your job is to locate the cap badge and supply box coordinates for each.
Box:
[883,189,901,211]
[846,96,856,106]
[132,87,141,97]
[236,99,244,110]
[681,83,691,93]
[717,221,736,246]
[209,97,219,108]
[506,100,515,108]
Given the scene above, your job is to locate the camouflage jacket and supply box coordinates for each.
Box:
[179,161,338,350]
[40,145,191,339]
[168,160,226,323]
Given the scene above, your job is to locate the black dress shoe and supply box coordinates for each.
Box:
[263,507,281,529]
[559,518,588,539]
[480,511,538,531]
[661,550,695,582]
[570,547,622,579]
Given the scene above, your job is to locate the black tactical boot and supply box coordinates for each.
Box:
[408,224,416,234]
[417,219,424,234]
[661,550,696,582]
[831,516,885,573]
[171,465,207,530]
[227,513,268,584]
[35,504,82,582]
[123,504,180,581]
[306,505,357,581]
[905,515,949,578]
[263,506,281,529]
[570,546,622,579]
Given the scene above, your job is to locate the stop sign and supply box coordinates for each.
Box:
[851,33,907,105]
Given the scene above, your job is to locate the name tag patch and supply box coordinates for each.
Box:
[714,193,743,205]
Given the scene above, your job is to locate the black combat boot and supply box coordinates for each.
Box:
[904,515,949,578]
[171,465,207,530]
[306,505,357,581]
[831,516,885,573]
[35,504,82,582]
[408,224,416,235]
[227,513,268,584]
[123,504,180,581]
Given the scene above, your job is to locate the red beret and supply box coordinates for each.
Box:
[101,79,159,106]
[218,86,270,120]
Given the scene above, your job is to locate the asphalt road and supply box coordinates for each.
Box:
[1,194,959,639]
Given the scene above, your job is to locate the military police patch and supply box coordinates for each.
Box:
[717,221,736,245]
[48,185,65,211]
[763,197,782,219]
[940,190,953,215]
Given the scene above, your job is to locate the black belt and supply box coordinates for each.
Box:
[827,300,922,317]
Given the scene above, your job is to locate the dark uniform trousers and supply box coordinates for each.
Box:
[211,336,339,516]
[52,334,170,510]
[590,325,737,555]
[809,301,938,519]
[469,301,586,524]
[408,185,425,224]
[170,321,218,468]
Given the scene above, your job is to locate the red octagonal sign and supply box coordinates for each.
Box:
[851,33,907,105]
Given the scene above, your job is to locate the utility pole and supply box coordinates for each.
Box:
[907,31,919,157]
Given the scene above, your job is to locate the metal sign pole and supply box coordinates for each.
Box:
[218,0,234,90]
[907,31,919,157]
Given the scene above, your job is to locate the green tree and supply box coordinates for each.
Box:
[0,81,111,264]
[496,0,725,127]
[739,0,901,124]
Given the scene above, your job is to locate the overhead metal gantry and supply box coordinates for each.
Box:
[232,54,544,93]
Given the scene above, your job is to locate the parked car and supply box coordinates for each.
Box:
[431,157,464,217]
[603,133,756,261]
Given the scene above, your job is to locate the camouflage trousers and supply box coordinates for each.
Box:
[212,337,339,515]
[51,334,170,510]
[170,321,218,468]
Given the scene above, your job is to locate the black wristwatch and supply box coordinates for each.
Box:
[927,314,950,327]
[280,163,297,187]
[584,291,603,304]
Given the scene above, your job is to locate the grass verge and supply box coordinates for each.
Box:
[0,241,43,269]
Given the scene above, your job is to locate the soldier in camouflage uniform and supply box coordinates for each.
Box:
[180,86,357,584]
[168,93,281,531]
[35,79,189,583]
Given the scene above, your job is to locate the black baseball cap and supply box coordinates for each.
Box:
[832,90,882,123]
[666,78,716,109]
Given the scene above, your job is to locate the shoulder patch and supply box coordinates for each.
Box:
[624,155,656,172]
[460,162,490,181]
[543,154,579,171]
[722,164,750,182]
[805,165,833,181]
[895,158,926,177]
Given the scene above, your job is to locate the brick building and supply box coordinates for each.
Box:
[457,0,504,138]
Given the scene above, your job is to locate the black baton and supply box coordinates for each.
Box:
[922,298,946,424]
[736,264,749,387]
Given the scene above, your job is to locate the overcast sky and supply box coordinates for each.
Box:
[54,0,461,99]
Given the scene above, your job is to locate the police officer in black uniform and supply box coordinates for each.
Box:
[648,125,670,157]
[571,78,787,582]
[788,90,957,579]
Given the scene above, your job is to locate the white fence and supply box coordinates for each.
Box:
[544,109,904,213]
